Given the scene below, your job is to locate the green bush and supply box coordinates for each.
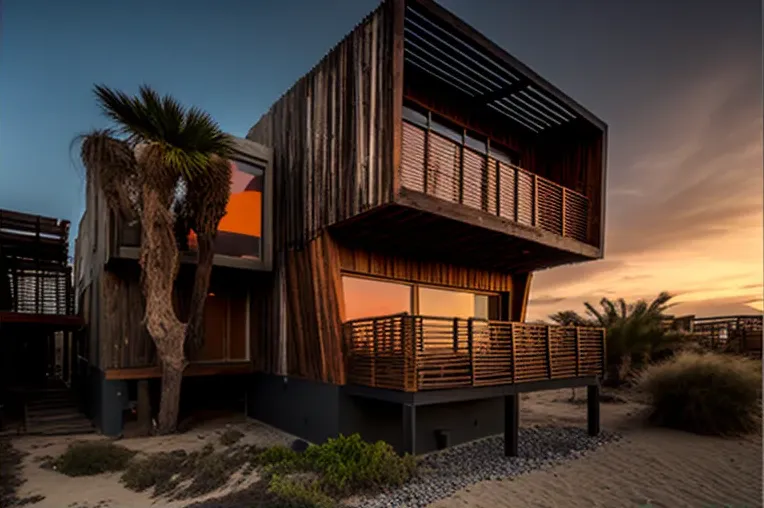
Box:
[267,474,337,508]
[640,352,762,435]
[53,441,136,476]
[302,434,417,496]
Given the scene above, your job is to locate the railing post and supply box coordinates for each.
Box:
[467,318,475,386]
[513,167,519,223]
[545,325,553,379]
[411,316,419,391]
[574,327,581,377]
[458,130,465,204]
[510,323,517,383]
[452,318,459,352]
[372,319,378,388]
[423,115,431,193]
[495,160,501,217]
[561,188,567,237]
[532,174,539,227]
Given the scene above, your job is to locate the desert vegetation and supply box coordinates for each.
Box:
[550,292,683,385]
[41,434,417,508]
[640,351,762,436]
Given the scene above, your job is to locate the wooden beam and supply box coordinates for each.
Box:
[406,0,607,132]
[0,312,83,327]
[391,0,405,198]
[104,361,254,380]
[472,79,529,105]
[395,188,601,258]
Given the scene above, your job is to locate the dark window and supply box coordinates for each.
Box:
[430,115,463,143]
[490,144,519,165]
[403,105,428,128]
[465,132,487,154]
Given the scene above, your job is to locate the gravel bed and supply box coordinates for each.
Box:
[353,426,622,508]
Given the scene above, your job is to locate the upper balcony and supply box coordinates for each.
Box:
[330,0,606,274]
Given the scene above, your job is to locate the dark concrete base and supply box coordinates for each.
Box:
[248,373,512,455]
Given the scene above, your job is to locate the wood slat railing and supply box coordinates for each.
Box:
[400,121,590,244]
[344,314,606,392]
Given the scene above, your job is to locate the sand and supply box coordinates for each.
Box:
[431,389,763,508]
[10,416,294,508]
[8,390,763,508]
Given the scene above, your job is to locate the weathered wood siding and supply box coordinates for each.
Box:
[534,124,605,248]
[338,243,514,293]
[247,2,399,250]
[251,232,345,383]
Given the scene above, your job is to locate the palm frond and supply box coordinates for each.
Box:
[93,84,234,183]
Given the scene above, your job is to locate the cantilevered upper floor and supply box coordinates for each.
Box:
[248,0,606,273]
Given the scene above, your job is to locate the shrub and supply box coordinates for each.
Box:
[219,428,245,446]
[121,450,187,494]
[302,434,417,496]
[640,352,762,435]
[121,444,262,499]
[267,474,337,508]
[53,441,136,476]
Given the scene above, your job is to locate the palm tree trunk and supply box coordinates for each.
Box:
[186,234,215,356]
[140,184,187,434]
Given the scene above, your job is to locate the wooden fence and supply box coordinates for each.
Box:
[400,121,590,243]
[345,313,605,392]
[692,315,762,358]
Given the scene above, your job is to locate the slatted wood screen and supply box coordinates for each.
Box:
[400,121,590,243]
[345,314,605,392]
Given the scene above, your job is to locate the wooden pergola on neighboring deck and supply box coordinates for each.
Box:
[343,313,606,456]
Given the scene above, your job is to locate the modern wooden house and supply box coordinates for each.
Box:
[76,0,607,453]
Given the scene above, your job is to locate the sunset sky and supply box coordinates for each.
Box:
[1,0,761,320]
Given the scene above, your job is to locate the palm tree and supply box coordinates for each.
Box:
[80,85,233,434]
[549,292,679,386]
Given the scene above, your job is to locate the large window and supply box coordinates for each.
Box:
[187,158,264,260]
[342,275,501,321]
[343,276,412,321]
[403,103,520,165]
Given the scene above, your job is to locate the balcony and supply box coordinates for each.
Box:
[400,121,589,244]
[344,313,605,392]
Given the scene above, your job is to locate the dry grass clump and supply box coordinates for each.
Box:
[53,441,136,477]
[121,443,262,499]
[640,352,762,435]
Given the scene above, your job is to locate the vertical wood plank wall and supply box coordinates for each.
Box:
[247,2,397,250]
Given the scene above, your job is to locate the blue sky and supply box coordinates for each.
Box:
[1,0,761,318]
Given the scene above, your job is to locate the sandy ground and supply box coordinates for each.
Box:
[11,415,295,508]
[8,390,763,508]
[431,389,763,508]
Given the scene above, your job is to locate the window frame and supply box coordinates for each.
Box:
[341,272,501,322]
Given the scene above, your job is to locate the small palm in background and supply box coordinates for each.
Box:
[550,292,682,386]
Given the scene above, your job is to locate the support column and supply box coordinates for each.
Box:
[587,383,600,436]
[99,376,127,437]
[402,403,416,455]
[137,379,152,435]
[504,394,519,456]
[62,331,70,385]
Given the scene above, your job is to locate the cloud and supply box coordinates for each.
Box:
[603,62,762,258]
